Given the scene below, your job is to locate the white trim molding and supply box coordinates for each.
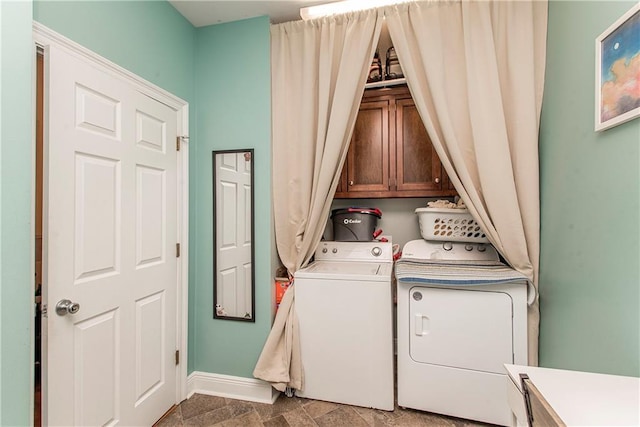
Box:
[176,133,190,403]
[33,21,188,112]
[187,372,279,404]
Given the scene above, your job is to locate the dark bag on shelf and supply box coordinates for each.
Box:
[367,49,383,83]
[385,46,403,80]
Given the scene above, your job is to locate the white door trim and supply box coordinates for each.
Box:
[32,21,190,406]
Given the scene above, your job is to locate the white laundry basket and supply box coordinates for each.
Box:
[415,207,489,243]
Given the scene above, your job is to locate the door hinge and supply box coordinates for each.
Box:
[176,243,181,258]
[175,350,180,365]
[176,135,189,152]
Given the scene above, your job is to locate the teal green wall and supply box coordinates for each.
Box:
[539,0,640,377]
[0,1,196,425]
[33,1,196,103]
[189,16,272,377]
[0,1,35,424]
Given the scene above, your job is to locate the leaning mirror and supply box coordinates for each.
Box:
[212,149,255,321]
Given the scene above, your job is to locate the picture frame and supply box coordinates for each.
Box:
[595,3,640,131]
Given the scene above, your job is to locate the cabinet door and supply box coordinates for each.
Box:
[395,97,443,192]
[345,100,391,194]
[444,171,457,192]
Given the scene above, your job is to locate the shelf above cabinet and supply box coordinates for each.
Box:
[364,77,407,90]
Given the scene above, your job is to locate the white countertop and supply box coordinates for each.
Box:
[505,364,640,426]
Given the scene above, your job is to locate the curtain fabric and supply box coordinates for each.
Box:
[384,0,547,364]
[270,10,382,273]
[254,10,382,391]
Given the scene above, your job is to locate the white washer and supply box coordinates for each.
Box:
[294,240,394,411]
[396,239,529,426]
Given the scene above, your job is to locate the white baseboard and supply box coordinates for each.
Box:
[187,371,279,404]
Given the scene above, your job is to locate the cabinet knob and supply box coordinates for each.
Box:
[435,177,440,184]
[349,180,354,186]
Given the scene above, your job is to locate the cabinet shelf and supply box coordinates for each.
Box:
[364,77,407,90]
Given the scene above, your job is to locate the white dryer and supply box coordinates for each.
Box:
[295,240,394,411]
[396,239,529,426]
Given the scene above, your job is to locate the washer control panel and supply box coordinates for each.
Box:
[315,240,393,262]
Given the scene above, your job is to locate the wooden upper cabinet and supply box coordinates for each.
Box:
[343,99,390,194]
[396,96,442,192]
[335,85,457,199]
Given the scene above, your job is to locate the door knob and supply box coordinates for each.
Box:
[349,180,354,186]
[435,177,440,184]
[56,299,80,316]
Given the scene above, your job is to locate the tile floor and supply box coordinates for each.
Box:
[154,392,494,427]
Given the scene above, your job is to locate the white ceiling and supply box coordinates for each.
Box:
[168,1,341,27]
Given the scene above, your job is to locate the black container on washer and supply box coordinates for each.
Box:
[331,207,382,241]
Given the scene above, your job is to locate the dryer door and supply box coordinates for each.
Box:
[409,286,513,374]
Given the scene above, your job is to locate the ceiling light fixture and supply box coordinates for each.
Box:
[300,0,410,21]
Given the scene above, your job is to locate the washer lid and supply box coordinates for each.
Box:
[295,261,392,282]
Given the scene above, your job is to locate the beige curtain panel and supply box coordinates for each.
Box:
[254,10,382,391]
[384,0,548,364]
[252,280,303,392]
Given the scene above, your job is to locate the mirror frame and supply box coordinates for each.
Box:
[212,149,255,322]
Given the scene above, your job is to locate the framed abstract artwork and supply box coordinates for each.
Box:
[595,3,640,131]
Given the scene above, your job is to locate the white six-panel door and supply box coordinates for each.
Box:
[215,152,252,318]
[43,43,178,426]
